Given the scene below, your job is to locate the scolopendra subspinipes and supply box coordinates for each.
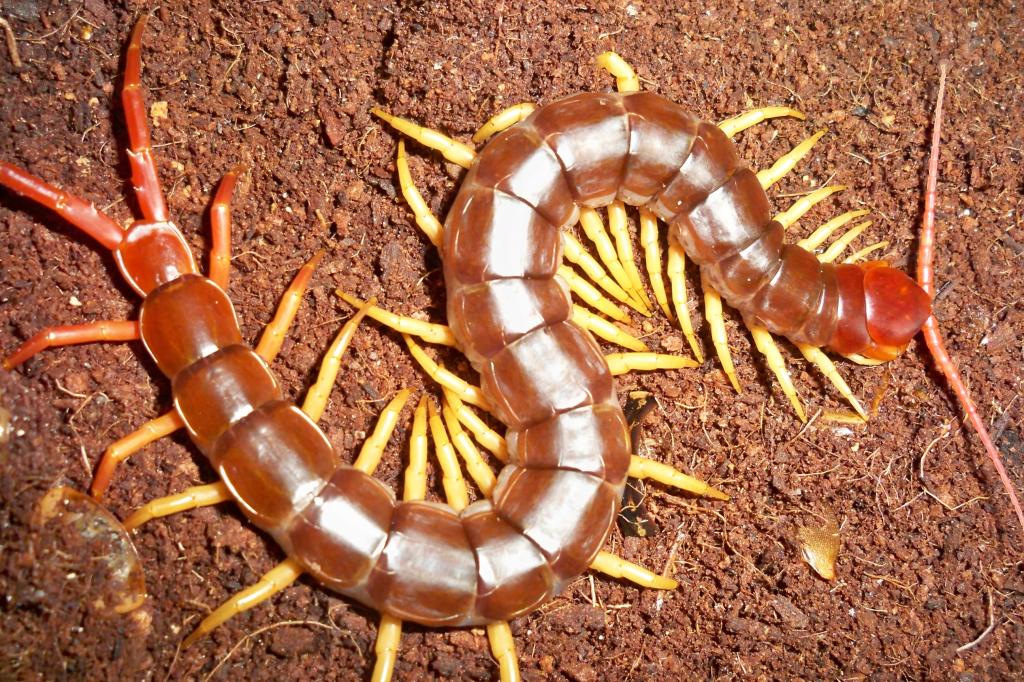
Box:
[3,4,1022,679]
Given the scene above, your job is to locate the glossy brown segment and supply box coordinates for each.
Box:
[714,221,786,309]
[794,264,840,346]
[445,186,562,287]
[530,92,630,206]
[506,402,630,485]
[619,92,700,204]
[829,263,871,354]
[480,320,615,430]
[672,169,773,280]
[283,467,395,591]
[140,274,242,378]
[492,466,619,582]
[448,277,572,363]
[210,401,338,529]
[173,344,281,452]
[114,221,198,295]
[465,126,578,229]
[651,121,740,221]
[462,502,556,620]
[747,245,825,336]
[367,502,478,625]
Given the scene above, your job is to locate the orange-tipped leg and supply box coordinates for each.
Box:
[122,16,169,222]
[91,410,183,499]
[209,164,245,291]
[3,320,139,370]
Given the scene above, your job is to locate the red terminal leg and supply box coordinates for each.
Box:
[3,321,140,370]
[122,16,169,222]
[0,162,124,250]
[917,63,1024,532]
[209,164,245,291]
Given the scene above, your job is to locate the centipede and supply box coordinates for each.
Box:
[2,11,1021,682]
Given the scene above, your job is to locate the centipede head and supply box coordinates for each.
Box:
[113,221,199,296]
[831,261,932,361]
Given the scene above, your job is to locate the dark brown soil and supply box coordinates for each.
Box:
[1,1,1022,680]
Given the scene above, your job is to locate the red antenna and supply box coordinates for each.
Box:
[917,63,1024,532]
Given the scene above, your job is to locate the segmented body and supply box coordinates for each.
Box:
[401,90,933,625]
[1,28,935,634]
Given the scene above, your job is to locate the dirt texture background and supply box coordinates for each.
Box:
[1,1,1022,680]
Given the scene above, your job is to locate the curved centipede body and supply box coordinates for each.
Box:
[3,8,1021,681]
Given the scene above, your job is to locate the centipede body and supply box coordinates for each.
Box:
[2,2,1024,675]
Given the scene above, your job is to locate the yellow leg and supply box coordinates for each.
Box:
[796,344,867,419]
[748,325,806,422]
[395,139,444,247]
[608,201,653,309]
[596,51,640,93]
[772,185,847,230]
[819,221,872,263]
[605,352,697,376]
[183,558,304,648]
[487,622,521,682]
[371,108,476,169]
[718,106,806,139]
[91,409,184,499]
[578,208,650,315]
[756,129,828,190]
[402,335,490,409]
[434,401,522,682]
[558,266,629,322]
[353,389,414,474]
[562,233,639,311]
[666,235,704,363]
[702,280,740,392]
[254,251,324,362]
[337,292,458,346]
[845,353,885,367]
[797,209,871,251]
[590,550,677,589]
[442,387,508,463]
[371,395,432,681]
[441,397,497,496]
[123,481,230,531]
[404,396,430,501]
[572,305,648,352]
[473,103,536,144]
[427,400,471,511]
[844,240,889,264]
[370,614,403,682]
[628,455,730,501]
[640,208,672,320]
[301,297,376,422]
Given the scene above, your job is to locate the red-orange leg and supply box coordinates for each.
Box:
[91,410,183,499]
[0,162,124,250]
[3,321,140,370]
[209,164,245,290]
[122,17,168,222]
[917,64,1024,532]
